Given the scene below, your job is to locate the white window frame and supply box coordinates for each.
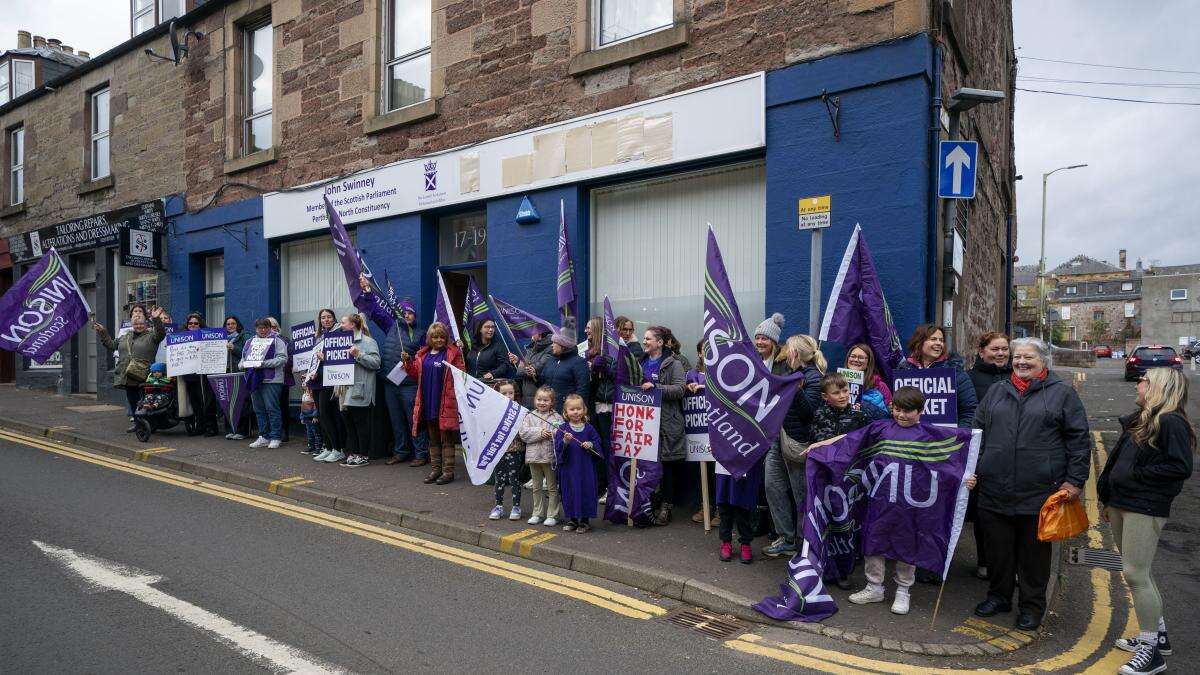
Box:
[1124,302,1135,318]
[592,0,674,49]
[159,0,185,23]
[90,88,111,180]
[10,59,35,99]
[1060,305,1071,320]
[1096,283,1105,294]
[1121,281,1133,291]
[1017,288,1027,301]
[132,0,156,35]
[9,126,23,205]
[1065,285,1077,295]
[383,0,431,112]
[1170,288,1188,301]
[242,20,273,155]
[0,62,9,105]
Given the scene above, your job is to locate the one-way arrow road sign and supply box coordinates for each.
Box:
[938,140,978,199]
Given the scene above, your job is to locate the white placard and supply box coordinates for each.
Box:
[165,329,228,377]
[241,337,273,369]
[386,362,408,386]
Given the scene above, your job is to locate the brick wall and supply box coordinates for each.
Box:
[1057,299,1137,345]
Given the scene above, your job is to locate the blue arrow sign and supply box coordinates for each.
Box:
[938,140,978,199]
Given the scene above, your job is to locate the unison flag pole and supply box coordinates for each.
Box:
[627,458,637,527]
[700,461,711,533]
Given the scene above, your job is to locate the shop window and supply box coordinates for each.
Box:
[90,88,111,180]
[281,236,356,399]
[205,255,225,323]
[594,0,673,47]
[243,20,273,155]
[384,0,431,112]
[8,126,22,206]
[1170,288,1188,301]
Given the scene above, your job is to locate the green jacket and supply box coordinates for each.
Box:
[100,318,166,387]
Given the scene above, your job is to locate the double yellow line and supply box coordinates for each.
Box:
[0,428,665,621]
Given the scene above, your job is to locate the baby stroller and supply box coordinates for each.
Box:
[132,369,198,442]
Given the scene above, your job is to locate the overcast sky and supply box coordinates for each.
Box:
[4,2,1197,269]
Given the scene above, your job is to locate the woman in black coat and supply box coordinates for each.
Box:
[969,337,1090,631]
[965,330,1011,579]
[1099,367,1194,674]
[464,319,514,383]
[180,312,220,436]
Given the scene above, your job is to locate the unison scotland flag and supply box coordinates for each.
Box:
[702,227,804,479]
[491,295,556,342]
[754,420,980,622]
[433,270,462,342]
[556,200,578,338]
[818,224,904,383]
[448,363,529,485]
[602,295,642,387]
[0,248,90,364]
[207,372,249,431]
[323,196,394,332]
[460,277,494,349]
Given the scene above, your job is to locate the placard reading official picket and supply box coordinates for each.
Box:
[165,328,228,376]
[290,322,317,372]
[683,390,713,462]
[611,385,662,462]
[892,367,958,426]
[321,329,356,386]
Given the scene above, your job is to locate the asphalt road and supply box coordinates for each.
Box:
[0,437,784,674]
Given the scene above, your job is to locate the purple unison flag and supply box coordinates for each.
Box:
[818,224,904,384]
[605,454,662,527]
[460,277,494,349]
[754,420,980,622]
[491,295,556,342]
[701,227,805,479]
[433,270,462,342]
[602,296,642,387]
[0,248,90,364]
[207,372,249,431]
[556,200,578,338]
[323,196,394,332]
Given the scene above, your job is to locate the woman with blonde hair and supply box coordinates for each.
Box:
[330,313,381,467]
[1100,367,1194,675]
[404,321,466,484]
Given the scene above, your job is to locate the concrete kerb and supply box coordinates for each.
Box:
[0,415,1055,657]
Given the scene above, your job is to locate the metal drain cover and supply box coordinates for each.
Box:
[664,608,746,640]
[1069,546,1123,571]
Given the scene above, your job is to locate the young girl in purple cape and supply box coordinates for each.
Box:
[555,393,602,533]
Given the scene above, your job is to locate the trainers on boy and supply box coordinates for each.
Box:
[509,507,522,521]
[1116,633,1172,656]
[267,440,282,449]
[849,585,886,604]
[719,542,733,562]
[248,436,269,448]
[342,455,367,467]
[739,544,753,565]
[891,590,911,615]
[225,433,236,440]
[229,433,246,440]
[1118,644,1166,675]
[488,506,504,520]
[543,517,558,527]
[323,450,346,463]
[562,521,576,532]
[762,538,796,558]
[312,449,331,462]
[527,515,542,525]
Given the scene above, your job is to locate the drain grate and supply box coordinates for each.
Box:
[1069,546,1123,571]
[664,608,746,640]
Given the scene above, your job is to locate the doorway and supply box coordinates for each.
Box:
[0,267,12,383]
[73,252,98,394]
[438,211,487,338]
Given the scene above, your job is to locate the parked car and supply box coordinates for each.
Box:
[1093,345,1113,358]
[1183,340,1200,360]
[1124,345,1184,381]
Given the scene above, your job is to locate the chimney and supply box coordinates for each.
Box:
[1119,249,1127,269]
[47,38,62,51]
[33,35,46,49]
[78,51,90,59]
[62,45,74,54]
[17,30,32,49]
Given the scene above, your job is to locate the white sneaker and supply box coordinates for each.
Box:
[267,440,281,449]
[248,436,269,448]
[543,517,558,527]
[527,515,542,525]
[313,449,331,462]
[849,585,886,604]
[509,506,522,521]
[229,433,246,440]
[324,450,346,463]
[488,506,504,520]
[891,591,911,615]
[225,433,235,440]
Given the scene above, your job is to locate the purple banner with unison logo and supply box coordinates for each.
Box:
[207,372,249,431]
[754,420,979,622]
[605,454,662,528]
[0,248,90,364]
[701,227,804,479]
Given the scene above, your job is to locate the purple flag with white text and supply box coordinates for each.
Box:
[461,276,494,350]
[323,196,395,332]
[0,248,90,364]
[754,420,979,622]
[818,224,904,384]
[207,372,249,432]
[433,270,462,342]
[702,227,804,479]
[602,296,642,387]
[491,295,556,342]
[556,201,577,338]
[605,454,662,527]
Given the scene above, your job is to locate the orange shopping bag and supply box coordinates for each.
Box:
[1037,489,1089,542]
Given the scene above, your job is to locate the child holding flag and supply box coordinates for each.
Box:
[555,393,601,533]
[519,386,564,526]
[489,381,525,521]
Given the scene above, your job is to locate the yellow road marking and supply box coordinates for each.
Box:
[0,429,664,620]
[517,532,556,557]
[134,447,173,462]
[499,529,538,553]
[267,476,308,494]
[950,625,995,642]
[276,479,314,497]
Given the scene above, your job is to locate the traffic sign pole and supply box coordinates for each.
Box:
[797,195,832,335]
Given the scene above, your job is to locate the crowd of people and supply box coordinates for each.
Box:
[91,285,1193,674]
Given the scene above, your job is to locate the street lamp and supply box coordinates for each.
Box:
[1038,163,1088,341]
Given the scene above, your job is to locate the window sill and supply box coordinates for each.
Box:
[77,175,115,195]
[223,147,277,176]
[364,98,438,135]
[0,201,26,218]
[569,23,690,77]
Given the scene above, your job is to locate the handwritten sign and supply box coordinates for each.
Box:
[838,368,864,405]
[892,367,958,426]
[291,322,317,372]
[242,337,273,369]
[165,328,228,376]
[321,329,356,386]
[683,390,712,462]
[610,385,661,462]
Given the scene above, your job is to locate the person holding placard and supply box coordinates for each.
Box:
[684,340,718,527]
[222,315,252,439]
[309,309,349,463]
[178,313,220,437]
[332,313,381,468]
[404,321,465,485]
[641,326,687,527]
[893,324,978,428]
[95,305,167,432]
[266,317,293,443]
[240,318,289,449]
[845,342,892,416]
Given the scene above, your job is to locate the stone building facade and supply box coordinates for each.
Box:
[1139,264,1200,350]
[1048,253,1141,348]
[1011,263,1038,337]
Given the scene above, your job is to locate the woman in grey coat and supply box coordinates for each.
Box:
[969,337,1090,632]
[332,313,381,468]
[94,306,167,431]
[640,326,687,525]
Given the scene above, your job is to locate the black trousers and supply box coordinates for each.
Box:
[659,458,688,505]
[967,489,989,568]
[593,411,611,492]
[183,376,219,433]
[342,404,372,457]
[123,385,141,416]
[719,503,754,544]
[978,508,1052,616]
[316,388,346,451]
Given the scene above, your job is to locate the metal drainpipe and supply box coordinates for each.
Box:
[1005,210,1013,335]
[926,42,944,325]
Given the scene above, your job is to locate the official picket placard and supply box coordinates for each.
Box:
[290,322,317,373]
[242,336,273,369]
[683,390,713,462]
[892,367,958,426]
[321,329,356,386]
[838,368,864,405]
[165,328,228,376]
[611,385,661,462]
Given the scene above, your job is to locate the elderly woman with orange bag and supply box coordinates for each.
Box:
[966,337,1090,632]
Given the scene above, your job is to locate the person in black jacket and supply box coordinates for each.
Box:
[965,330,1012,580]
[537,330,590,413]
[464,319,515,382]
[511,331,554,408]
[1099,367,1194,675]
[969,337,1090,631]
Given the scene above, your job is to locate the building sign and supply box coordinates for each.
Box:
[262,73,766,238]
[119,227,164,270]
[797,195,831,230]
[7,201,166,263]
